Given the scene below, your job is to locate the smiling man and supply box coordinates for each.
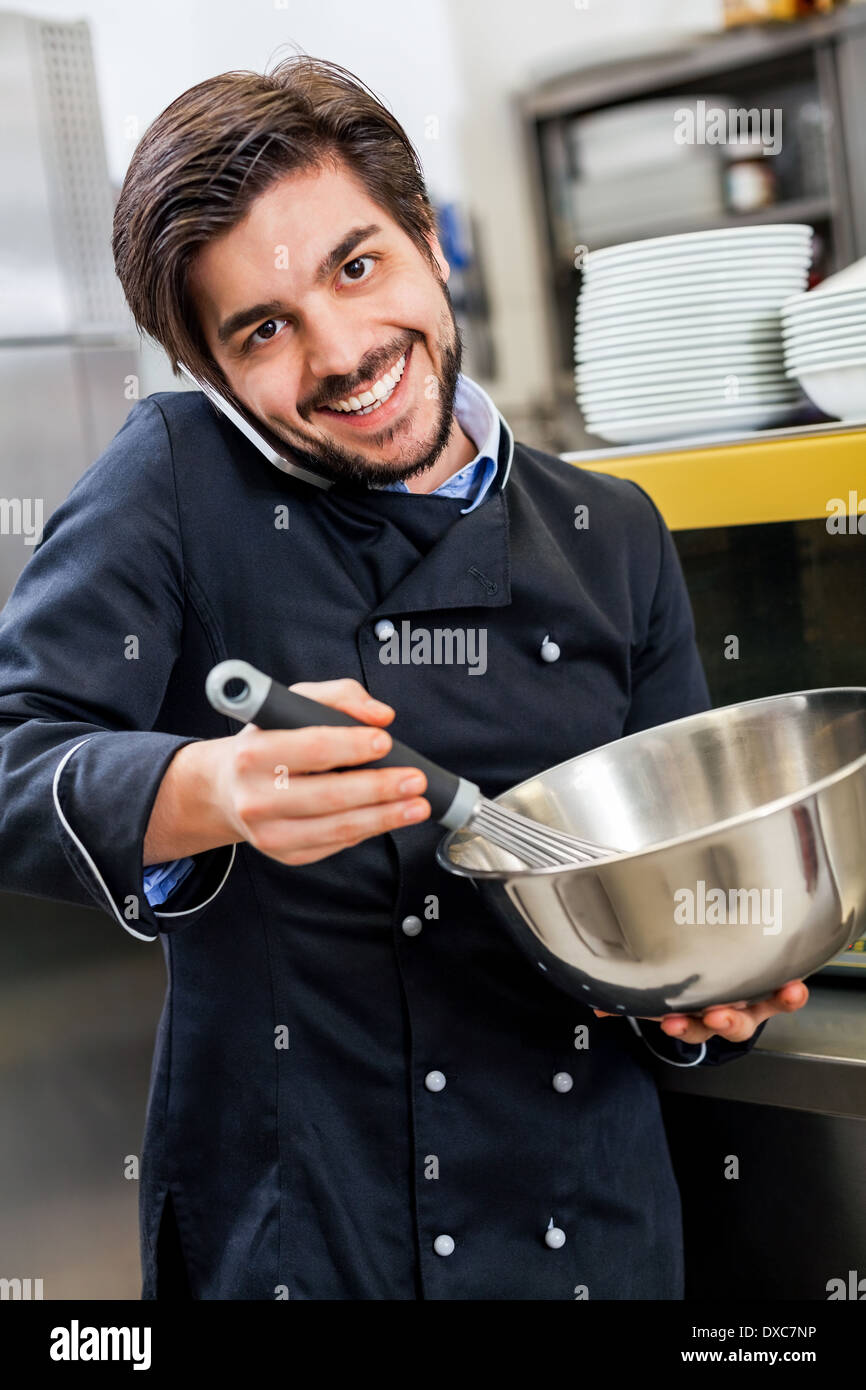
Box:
[0,55,807,1301]
[191,190,469,492]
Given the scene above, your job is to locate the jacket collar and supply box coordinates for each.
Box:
[360,409,514,619]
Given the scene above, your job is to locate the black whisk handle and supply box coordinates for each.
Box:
[205,659,480,829]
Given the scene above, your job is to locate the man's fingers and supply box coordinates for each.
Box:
[239,764,428,819]
[594,980,810,1045]
[699,980,809,1039]
[250,794,431,859]
[655,1016,705,1042]
[772,979,810,1011]
[237,723,397,774]
[289,678,395,725]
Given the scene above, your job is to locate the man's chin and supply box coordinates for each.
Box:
[313,450,443,489]
[280,420,451,490]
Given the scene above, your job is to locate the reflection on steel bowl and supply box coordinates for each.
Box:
[437,689,866,1017]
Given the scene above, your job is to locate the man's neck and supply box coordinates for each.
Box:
[401,416,479,495]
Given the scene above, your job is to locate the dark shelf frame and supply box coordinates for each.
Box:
[518,8,866,410]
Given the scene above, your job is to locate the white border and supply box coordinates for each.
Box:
[52,737,235,940]
[627,1015,707,1067]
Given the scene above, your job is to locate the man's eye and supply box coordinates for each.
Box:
[338,255,375,285]
[248,318,287,347]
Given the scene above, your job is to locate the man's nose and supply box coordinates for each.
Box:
[303,306,373,386]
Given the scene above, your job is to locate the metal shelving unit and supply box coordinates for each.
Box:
[519,7,866,426]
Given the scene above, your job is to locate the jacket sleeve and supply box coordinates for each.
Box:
[0,396,235,941]
[619,482,768,1066]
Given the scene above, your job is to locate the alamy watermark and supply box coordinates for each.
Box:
[378,621,487,675]
[0,1276,43,1299]
[826,492,866,533]
[827,1269,866,1299]
[0,496,43,546]
[49,1320,151,1369]
[674,880,782,936]
[674,100,782,156]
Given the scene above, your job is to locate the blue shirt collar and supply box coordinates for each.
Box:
[372,373,501,514]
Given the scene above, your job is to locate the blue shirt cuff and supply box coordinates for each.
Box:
[143,857,196,905]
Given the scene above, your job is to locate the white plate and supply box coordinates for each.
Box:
[784,335,866,359]
[585,224,812,266]
[578,377,794,408]
[585,251,811,279]
[576,307,781,333]
[784,347,866,373]
[577,359,790,387]
[583,388,802,422]
[583,254,811,291]
[577,301,786,331]
[782,287,866,316]
[576,322,781,352]
[796,362,866,420]
[575,346,784,379]
[581,280,805,312]
[783,325,866,352]
[577,370,785,391]
[582,398,802,424]
[576,330,781,361]
[585,403,800,444]
[784,255,866,308]
[782,307,866,335]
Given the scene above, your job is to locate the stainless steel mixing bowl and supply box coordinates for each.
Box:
[436,689,866,1016]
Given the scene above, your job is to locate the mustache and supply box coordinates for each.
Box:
[303,335,418,412]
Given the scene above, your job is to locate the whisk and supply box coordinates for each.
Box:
[205,660,618,869]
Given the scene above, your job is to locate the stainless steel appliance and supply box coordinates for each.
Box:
[0,12,139,606]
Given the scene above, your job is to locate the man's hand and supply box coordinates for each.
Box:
[214,677,431,866]
[592,978,809,1044]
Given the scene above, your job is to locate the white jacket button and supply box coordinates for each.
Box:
[434,1234,455,1256]
[552,1071,573,1093]
[545,1226,567,1249]
[401,914,423,936]
[540,634,560,662]
[374,619,395,639]
[425,1070,446,1092]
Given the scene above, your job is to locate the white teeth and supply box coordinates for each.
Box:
[327,352,406,414]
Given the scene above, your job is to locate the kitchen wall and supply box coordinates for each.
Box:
[443,0,725,416]
[9,0,725,404]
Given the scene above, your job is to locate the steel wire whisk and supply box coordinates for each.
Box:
[469,799,618,869]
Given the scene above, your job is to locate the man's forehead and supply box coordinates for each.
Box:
[189,163,389,315]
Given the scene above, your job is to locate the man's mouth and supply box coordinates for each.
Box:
[314,344,413,429]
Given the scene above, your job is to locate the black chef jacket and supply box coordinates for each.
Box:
[0,389,766,1300]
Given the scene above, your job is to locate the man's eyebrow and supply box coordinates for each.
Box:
[216,223,382,346]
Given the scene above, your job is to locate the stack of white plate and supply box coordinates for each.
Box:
[575,224,813,444]
[783,257,866,421]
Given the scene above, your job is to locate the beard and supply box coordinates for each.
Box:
[265,282,464,490]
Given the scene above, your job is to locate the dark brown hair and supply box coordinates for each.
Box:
[112,51,438,402]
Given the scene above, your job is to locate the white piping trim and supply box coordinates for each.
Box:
[52,738,237,940]
[500,414,515,489]
[52,738,156,943]
[154,841,236,917]
[627,1015,707,1067]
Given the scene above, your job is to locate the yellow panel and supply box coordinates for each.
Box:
[570,427,866,530]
